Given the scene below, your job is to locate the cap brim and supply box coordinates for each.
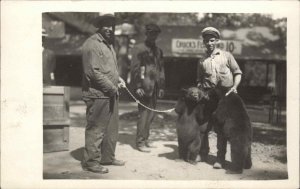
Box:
[202,31,220,38]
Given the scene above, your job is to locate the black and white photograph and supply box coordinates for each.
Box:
[1,1,299,189]
[42,11,288,180]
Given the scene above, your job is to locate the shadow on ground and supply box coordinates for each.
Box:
[157,144,232,168]
[70,147,84,162]
[117,111,177,148]
[252,124,286,145]
[68,110,287,166]
[118,111,287,146]
[157,144,178,160]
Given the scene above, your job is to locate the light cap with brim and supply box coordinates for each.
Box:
[201,27,220,39]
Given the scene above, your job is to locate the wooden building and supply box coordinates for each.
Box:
[154,26,286,106]
[42,13,286,108]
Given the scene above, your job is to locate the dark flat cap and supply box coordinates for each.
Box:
[201,27,220,39]
[145,23,161,33]
[92,13,116,28]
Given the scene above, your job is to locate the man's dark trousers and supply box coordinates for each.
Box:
[136,90,157,147]
[82,95,119,167]
[201,88,219,158]
[205,88,227,164]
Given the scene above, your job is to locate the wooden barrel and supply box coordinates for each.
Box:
[43,86,70,153]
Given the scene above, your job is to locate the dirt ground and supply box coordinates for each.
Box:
[43,100,288,180]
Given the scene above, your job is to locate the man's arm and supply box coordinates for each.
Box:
[130,45,145,97]
[226,52,242,96]
[233,74,241,89]
[158,49,165,98]
[226,73,241,96]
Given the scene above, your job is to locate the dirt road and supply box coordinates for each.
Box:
[43,101,287,180]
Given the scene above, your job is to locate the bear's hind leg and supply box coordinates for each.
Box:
[187,137,201,165]
[178,139,187,160]
[227,136,246,174]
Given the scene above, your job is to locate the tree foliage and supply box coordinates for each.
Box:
[116,13,199,34]
[48,12,286,46]
[117,13,286,46]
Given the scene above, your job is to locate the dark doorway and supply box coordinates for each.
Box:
[164,57,198,99]
[55,55,82,87]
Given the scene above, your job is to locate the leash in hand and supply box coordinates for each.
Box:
[122,85,175,113]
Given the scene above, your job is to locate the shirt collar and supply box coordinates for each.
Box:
[206,48,221,58]
[96,32,111,47]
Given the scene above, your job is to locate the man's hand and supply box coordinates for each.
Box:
[158,89,164,98]
[136,88,145,97]
[225,87,237,96]
[118,77,126,89]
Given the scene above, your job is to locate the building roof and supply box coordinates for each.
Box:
[46,12,97,34]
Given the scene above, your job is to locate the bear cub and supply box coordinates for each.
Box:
[175,87,210,164]
[211,90,253,174]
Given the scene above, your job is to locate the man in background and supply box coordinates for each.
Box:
[42,28,56,85]
[131,24,165,153]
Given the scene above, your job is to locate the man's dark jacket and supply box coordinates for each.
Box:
[131,42,165,97]
[82,33,119,99]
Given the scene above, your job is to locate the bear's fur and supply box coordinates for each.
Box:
[211,90,252,174]
[175,87,210,164]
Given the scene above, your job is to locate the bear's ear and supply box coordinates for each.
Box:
[199,90,210,101]
[181,88,188,93]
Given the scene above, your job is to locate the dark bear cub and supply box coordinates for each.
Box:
[175,87,210,164]
[211,89,252,174]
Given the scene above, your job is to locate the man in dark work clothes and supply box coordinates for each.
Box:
[81,13,126,174]
[131,24,165,152]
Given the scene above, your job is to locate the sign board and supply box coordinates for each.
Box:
[172,38,242,55]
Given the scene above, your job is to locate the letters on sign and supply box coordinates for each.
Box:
[172,38,242,55]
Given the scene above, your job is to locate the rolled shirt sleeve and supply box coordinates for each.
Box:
[218,51,242,87]
[226,52,242,75]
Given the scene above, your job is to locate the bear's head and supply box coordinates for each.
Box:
[182,87,209,103]
[175,87,209,116]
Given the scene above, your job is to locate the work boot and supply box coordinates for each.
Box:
[101,159,125,166]
[82,164,109,174]
[137,145,151,153]
[145,141,156,148]
[213,161,224,169]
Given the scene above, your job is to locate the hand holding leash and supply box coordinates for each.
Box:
[225,87,237,96]
[122,84,174,113]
